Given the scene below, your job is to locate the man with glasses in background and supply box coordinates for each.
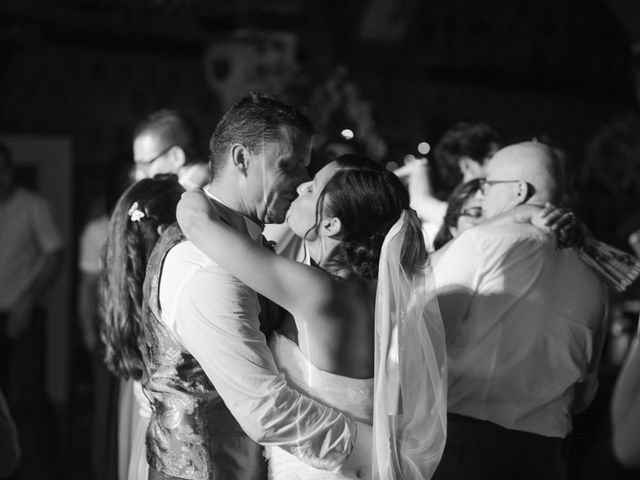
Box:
[109,109,212,480]
[432,142,608,480]
[133,109,210,188]
[79,109,212,480]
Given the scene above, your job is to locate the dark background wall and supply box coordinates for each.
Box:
[1,0,638,233]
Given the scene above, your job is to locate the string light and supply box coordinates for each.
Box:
[340,129,354,140]
[417,142,430,155]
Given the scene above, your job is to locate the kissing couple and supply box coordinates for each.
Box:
[139,93,447,480]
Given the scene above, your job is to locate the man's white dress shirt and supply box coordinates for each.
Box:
[0,187,63,309]
[434,222,608,438]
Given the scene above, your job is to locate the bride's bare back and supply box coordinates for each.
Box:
[279,279,376,379]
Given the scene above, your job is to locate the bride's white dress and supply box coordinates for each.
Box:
[266,333,374,480]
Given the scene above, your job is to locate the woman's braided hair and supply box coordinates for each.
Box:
[317,155,428,283]
[99,175,184,380]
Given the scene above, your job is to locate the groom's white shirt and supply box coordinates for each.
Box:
[157,193,356,471]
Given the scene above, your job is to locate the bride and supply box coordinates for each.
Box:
[177,154,447,480]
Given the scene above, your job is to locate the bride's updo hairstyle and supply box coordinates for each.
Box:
[315,154,428,283]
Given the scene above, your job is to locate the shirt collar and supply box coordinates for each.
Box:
[178,164,209,189]
[203,189,264,242]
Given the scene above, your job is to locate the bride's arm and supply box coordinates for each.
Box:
[176,190,336,317]
[482,203,568,229]
[482,203,584,247]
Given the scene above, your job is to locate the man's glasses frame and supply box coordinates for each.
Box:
[135,145,175,166]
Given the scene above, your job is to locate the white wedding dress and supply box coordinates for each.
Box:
[266,333,374,480]
[265,212,447,480]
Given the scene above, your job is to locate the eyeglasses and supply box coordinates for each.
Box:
[459,206,483,219]
[478,178,521,195]
[135,145,174,166]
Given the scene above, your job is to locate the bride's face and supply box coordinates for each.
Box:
[286,161,341,240]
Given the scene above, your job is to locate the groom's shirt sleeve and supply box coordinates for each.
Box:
[160,242,357,471]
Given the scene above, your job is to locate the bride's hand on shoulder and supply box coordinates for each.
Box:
[176,189,219,235]
[529,203,585,249]
[512,204,547,228]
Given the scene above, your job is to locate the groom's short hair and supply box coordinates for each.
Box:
[208,93,315,179]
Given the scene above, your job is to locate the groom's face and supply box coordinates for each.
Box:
[250,125,312,224]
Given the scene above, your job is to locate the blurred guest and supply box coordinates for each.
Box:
[612,332,640,470]
[78,152,134,352]
[0,388,19,478]
[432,179,483,250]
[132,109,210,189]
[77,152,133,480]
[0,141,63,479]
[433,142,608,480]
[396,122,500,247]
[99,175,184,480]
[320,137,363,163]
[628,229,640,258]
[116,109,210,480]
[433,121,501,193]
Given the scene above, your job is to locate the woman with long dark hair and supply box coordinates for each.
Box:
[432,179,483,250]
[177,154,448,480]
[100,175,184,480]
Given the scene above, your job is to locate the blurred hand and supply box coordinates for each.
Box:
[393,157,428,179]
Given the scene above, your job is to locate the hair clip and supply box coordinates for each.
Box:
[128,201,145,223]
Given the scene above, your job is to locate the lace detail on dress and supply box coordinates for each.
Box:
[266,333,373,480]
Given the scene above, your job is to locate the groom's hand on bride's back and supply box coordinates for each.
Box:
[338,421,372,479]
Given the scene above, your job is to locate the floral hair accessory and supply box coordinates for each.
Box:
[128,202,145,223]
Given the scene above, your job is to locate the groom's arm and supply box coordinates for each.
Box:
[169,264,367,474]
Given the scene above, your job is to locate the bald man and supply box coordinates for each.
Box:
[432,142,608,480]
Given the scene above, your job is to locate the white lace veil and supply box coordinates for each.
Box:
[372,210,447,479]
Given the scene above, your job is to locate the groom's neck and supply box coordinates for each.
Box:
[205,179,257,222]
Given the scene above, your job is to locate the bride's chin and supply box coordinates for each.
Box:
[285,216,301,237]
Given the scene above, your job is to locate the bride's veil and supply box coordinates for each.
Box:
[372,210,447,479]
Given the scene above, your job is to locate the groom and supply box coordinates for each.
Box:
[141,93,370,480]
